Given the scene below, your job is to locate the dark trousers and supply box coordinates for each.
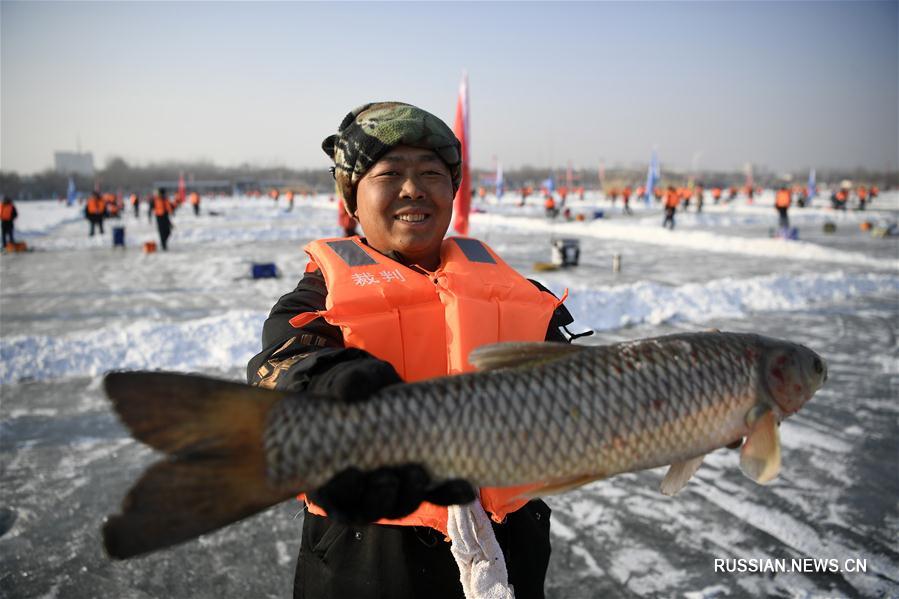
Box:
[777,207,789,229]
[89,216,104,236]
[663,207,676,229]
[133,204,139,218]
[156,216,171,250]
[2,222,14,246]
[295,500,551,599]
[193,204,200,216]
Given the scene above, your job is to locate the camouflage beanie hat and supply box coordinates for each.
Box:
[322,102,462,213]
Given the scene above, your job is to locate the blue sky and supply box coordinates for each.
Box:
[2,1,896,174]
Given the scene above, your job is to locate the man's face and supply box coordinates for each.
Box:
[354,145,454,269]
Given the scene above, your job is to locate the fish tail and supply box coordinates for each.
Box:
[103,371,295,559]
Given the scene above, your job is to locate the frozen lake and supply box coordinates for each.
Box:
[1,192,898,598]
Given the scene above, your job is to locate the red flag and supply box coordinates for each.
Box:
[453,72,471,236]
[177,172,186,205]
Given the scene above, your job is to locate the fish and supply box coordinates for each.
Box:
[102,331,826,559]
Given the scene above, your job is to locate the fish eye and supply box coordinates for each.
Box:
[812,358,823,374]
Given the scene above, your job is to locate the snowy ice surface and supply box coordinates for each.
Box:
[1,193,897,598]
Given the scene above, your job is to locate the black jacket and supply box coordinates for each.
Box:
[247,254,577,599]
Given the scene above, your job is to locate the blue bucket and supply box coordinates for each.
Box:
[251,263,278,279]
[112,227,125,247]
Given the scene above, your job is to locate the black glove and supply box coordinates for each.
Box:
[303,350,475,522]
[308,464,477,524]
[306,351,402,403]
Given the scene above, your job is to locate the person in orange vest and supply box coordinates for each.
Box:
[269,188,280,203]
[775,184,792,229]
[188,191,201,216]
[544,193,557,217]
[678,187,690,212]
[153,188,175,250]
[129,193,140,218]
[835,189,848,210]
[1,196,18,248]
[663,185,679,229]
[870,185,879,201]
[694,183,704,213]
[856,185,868,211]
[518,185,531,207]
[85,191,105,236]
[285,190,295,212]
[607,187,618,206]
[247,102,579,599]
[104,193,120,218]
[711,187,722,204]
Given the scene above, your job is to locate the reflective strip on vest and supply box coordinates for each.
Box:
[300,235,563,534]
[452,237,496,264]
[326,239,378,266]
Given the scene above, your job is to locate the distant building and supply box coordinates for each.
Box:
[54,151,94,176]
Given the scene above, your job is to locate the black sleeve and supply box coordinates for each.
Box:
[246,269,348,391]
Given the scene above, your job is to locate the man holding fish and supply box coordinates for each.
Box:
[101,102,827,599]
[246,101,577,599]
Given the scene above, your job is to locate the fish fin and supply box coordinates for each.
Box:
[102,371,294,559]
[104,371,283,456]
[739,410,781,484]
[517,473,606,499]
[468,342,586,372]
[659,455,705,496]
[103,454,295,559]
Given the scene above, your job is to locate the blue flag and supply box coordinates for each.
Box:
[807,169,816,201]
[645,150,660,205]
[542,176,555,193]
[495,162,504,199]
[66,176,77,206]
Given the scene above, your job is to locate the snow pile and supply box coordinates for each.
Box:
[2,271,895,384]
[0,310,264,384]
[477,212,897,270]
[556,271,899,332]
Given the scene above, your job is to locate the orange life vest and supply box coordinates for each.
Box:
[86,197,104,215]
[0,203,14,221]
[291,236,564,534]
[153,196,172,216]
[189,192,200,205]
[775,190,791,208]
[129,194,139,206]
[665,190,679,208]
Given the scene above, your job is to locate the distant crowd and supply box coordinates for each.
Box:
[0,181,888,254]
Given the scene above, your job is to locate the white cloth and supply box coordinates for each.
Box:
[447,500,515,599]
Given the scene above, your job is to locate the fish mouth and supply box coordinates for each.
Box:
[804,352,828,392]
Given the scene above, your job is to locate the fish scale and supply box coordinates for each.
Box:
[264,331,819,492]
